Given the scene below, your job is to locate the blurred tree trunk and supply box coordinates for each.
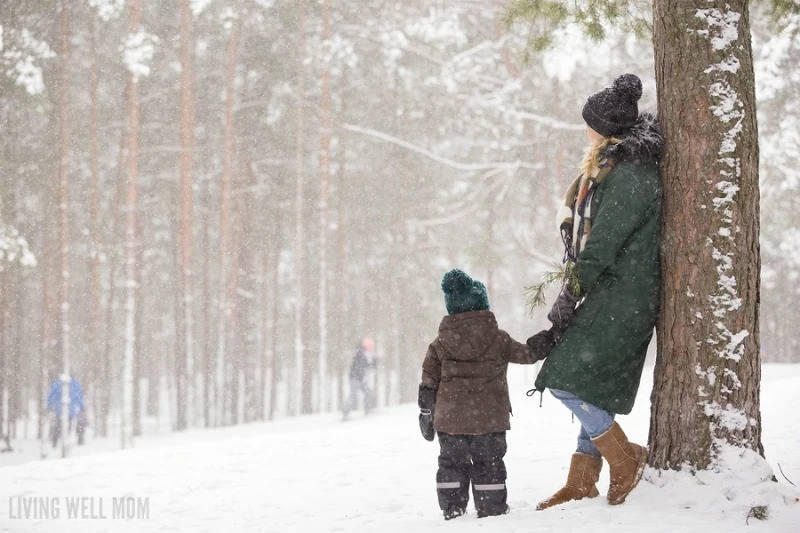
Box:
[317,0,333,412]
[133,214,144,437]
[88,12,103,412]
[239,75,260,424]
[333,80,349,411]
[650,0,763,469]
[97,115,129,439]
[39,218,56,441]
[0,273,5,443]
[201,182,212,427]
[56,0,72,459]
[9,284,20,442]
[267,194,282,421]
[121,0,142,450]
[492,0,520,78]
[293,0,308,417]
[175,0,195,431]
[237,214,258,423]
[225,223,241,425]
[216,11,240,427]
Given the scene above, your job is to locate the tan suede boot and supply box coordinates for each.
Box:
[536,453,603,510]
[591,421,647,505]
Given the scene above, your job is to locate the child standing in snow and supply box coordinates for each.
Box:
[417,269,555,520]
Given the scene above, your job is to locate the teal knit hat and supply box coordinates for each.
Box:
[441,269,490,315]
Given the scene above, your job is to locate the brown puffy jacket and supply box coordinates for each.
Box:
[420,310,542,435]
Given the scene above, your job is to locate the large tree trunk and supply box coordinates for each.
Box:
[175,0,195,431]
[650,0,762,470]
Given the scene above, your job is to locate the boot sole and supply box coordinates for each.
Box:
[608,446,648,506]
[536,486,599,510]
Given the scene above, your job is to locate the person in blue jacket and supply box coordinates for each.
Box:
[46,375,87,446]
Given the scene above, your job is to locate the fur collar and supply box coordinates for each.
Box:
[602,112,663,165]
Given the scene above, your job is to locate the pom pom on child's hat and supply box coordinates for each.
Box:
[441,269,490,315]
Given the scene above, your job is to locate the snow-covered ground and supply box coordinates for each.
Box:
[1,363,799,533]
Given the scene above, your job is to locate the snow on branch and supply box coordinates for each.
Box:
[122,30,159,82]
[0,26,55,95]
[87,0,125,21]
[0,223,37,271]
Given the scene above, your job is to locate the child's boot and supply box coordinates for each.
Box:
[443,506,466,520]
[477,503,509,518]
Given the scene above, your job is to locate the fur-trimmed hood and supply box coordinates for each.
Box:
[602,112,663,165]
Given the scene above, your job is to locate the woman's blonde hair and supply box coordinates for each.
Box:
[580,136,621,178]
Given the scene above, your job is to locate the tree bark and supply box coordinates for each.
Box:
[650,0,762,470]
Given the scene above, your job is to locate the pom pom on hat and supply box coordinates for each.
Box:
[582,73,643,137]
[613,73,642,103]
[441,269,490,315]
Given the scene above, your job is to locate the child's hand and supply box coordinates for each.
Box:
[419,409,435,441]
[527,328,558,360]
[417,384,437,441]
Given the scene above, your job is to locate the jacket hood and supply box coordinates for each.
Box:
[603,112,663,165]
[437,310,498,360]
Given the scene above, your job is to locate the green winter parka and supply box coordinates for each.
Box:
[534,113,664,415]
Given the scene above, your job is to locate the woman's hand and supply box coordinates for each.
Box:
[547,287,581,331]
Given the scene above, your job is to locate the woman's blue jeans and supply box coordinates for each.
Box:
[550,389,615,457]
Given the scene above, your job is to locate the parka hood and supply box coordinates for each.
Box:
[437,310,498,360]
[603,112,663,165]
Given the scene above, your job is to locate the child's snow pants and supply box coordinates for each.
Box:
[435,431,507,515]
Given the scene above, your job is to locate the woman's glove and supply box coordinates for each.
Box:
[547,286,581,331]
[418,384,437,442]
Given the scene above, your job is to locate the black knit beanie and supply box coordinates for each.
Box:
[582,73,643,137]
[441,269,490,315]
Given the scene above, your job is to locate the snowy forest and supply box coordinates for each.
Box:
[1,0,799,450]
